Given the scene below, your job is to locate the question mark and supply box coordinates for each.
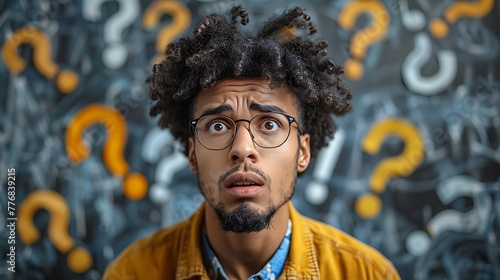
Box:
[428,176,492,236]
[399,0,426,32]
[405,175,492,257]
[355,118,424,219]
[141,127,188,206]
[304,129,346,205]
[65,103,148,200]
[338,0,390,81]
[399,0,457,96]
[402,32,458,96]
[82,0,140,69]
[429,0,494,39]
[1,27,78,94]
[143,0,191,63]
[18,190,93,273]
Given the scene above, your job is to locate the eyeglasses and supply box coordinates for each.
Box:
[190,112,302,150]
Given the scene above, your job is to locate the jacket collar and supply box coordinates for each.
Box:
[175,202,320,279]
[282,202,320,279]
[176,202,208,279]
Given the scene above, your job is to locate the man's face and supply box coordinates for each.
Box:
[187,78,311,233]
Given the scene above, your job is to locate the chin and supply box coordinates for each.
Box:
[214,200,278,233]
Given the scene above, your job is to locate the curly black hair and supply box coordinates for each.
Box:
[148,5,352,158]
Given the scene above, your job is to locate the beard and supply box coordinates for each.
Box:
[214,201,277,233]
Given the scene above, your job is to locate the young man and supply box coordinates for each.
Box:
[103,6,400,280]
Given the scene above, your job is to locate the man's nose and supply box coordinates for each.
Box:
[228,121,259,163]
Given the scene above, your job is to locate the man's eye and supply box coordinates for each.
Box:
[261,120,280,131]
[209,122,229,133]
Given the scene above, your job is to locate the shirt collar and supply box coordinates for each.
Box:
[201,219,292,280]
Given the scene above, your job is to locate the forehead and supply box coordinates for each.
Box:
[192,78,298,117]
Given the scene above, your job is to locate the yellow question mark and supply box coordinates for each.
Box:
[1,27,78,94]
[143,0,191,64]
[18,190,92,273]
[338,0,390,81]
[429,0,494,39]
[355,118,424,219]
[65,104,148,200]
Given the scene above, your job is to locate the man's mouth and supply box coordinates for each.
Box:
[224,172,265,189]
[221,171,267,198]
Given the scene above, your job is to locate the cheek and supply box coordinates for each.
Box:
[264,141,299,163]
[262,148,298,183]
[195,149,227,180]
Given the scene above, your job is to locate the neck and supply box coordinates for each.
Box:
[204,202,290,280]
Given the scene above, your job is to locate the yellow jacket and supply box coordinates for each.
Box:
[103,202,400,279]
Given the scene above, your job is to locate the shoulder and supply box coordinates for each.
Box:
[102,220,189,280]
[118,219,187,259]
[302,216,399,279]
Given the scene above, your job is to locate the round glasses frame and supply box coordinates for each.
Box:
[189,113,302,150]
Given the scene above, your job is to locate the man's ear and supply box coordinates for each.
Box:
[188,137,198,173]
[297,133,311,173]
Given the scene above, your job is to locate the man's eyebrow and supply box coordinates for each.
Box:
[199,104,232,118]
[250,103,286,114]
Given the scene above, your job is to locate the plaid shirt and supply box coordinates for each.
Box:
[201,220,292,280]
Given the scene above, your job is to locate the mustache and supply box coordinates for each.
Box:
[218,163,270,187]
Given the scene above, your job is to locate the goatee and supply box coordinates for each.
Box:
[214,201,277,233]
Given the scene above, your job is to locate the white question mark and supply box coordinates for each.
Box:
[142,127,189,228]
[83,0,140,69]
[141,127,188,205]
[405,175,492,257]
[304,129,346,205]
[402,32,458,96]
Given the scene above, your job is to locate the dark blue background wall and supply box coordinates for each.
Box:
[1,0,499,279]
